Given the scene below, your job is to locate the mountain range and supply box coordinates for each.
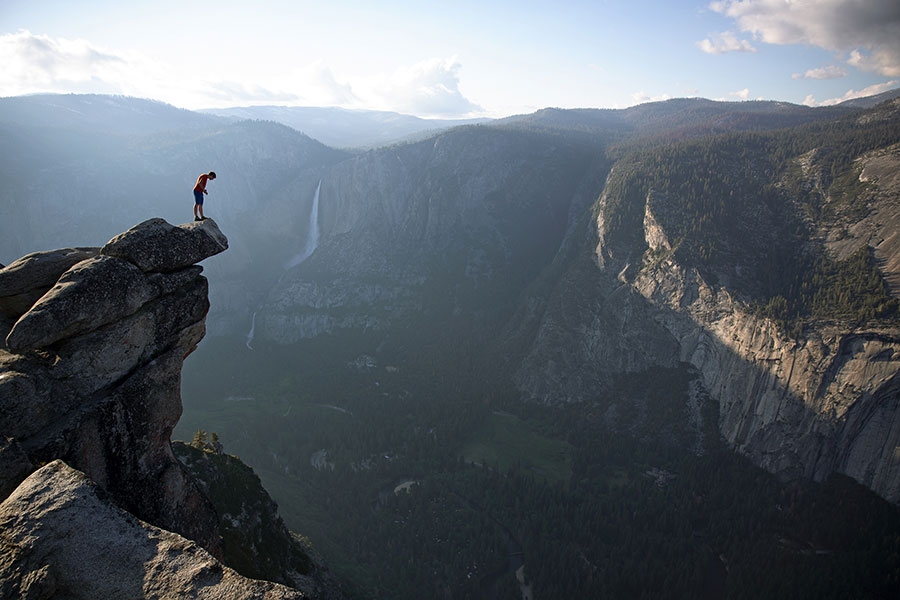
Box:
[2,90,900,598]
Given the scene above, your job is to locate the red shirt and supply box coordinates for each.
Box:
[194,174,210,192]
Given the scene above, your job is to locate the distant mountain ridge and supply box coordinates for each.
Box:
[0,93,224,134]
[834,86,900,108]
[200,105,491,148]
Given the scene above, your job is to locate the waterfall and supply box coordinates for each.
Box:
[284,180,321,269]
[247,180,322,350]
[245,311,257,350]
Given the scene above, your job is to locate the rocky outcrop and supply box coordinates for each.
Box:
[0,219,330,596]
[102,216,230,273]
[0,247,99,322]
[0,218,227,555]
[0,460,304,600]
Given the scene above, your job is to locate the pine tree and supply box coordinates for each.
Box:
[191,428,208,449]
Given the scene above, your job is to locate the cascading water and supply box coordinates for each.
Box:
[284,180,321,269]
[246,180,321,350]
[245,311,257,350]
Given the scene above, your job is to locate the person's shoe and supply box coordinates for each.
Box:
[201,216,209,220]
[194,216,202,221]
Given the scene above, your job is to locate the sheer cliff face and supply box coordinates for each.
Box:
[593,137,900,503]
[631,256,900,503]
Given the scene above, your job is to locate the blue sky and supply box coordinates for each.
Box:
[1,0,898,118]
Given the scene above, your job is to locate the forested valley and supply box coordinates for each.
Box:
[177,324,900,599]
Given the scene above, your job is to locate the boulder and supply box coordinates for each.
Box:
[5,255,153,351]
[0,461,305,600]
[0,247,99,297]
[0,247,98,319]
[101,217,228,273]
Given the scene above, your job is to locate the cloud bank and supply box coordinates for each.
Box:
[0,30,483,117]
[709,0,900,76]
[805,79,900,106]
[0,30,135,95]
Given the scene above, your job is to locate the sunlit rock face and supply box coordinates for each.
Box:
[632,254,900,503]
[0,219,227,568]
[590,143,900,503]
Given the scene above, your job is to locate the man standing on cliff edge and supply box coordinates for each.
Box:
[193,171,216,221]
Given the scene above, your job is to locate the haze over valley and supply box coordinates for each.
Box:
[7,1,900,596]
[3,87,900,598]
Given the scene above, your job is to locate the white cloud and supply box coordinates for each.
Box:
[710,0,900,76]
[812,80,900,106]
[846,48,900,78]
[696,31,757,54]
[730,88,751,100]
[792,65,848,80]
[367,56,483,118]
[0,30,213,106]
[286,62,359,106]
[176,62,360,109]
[0,31,481,116]
[0,30,139,95]
[630,91,671,106]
